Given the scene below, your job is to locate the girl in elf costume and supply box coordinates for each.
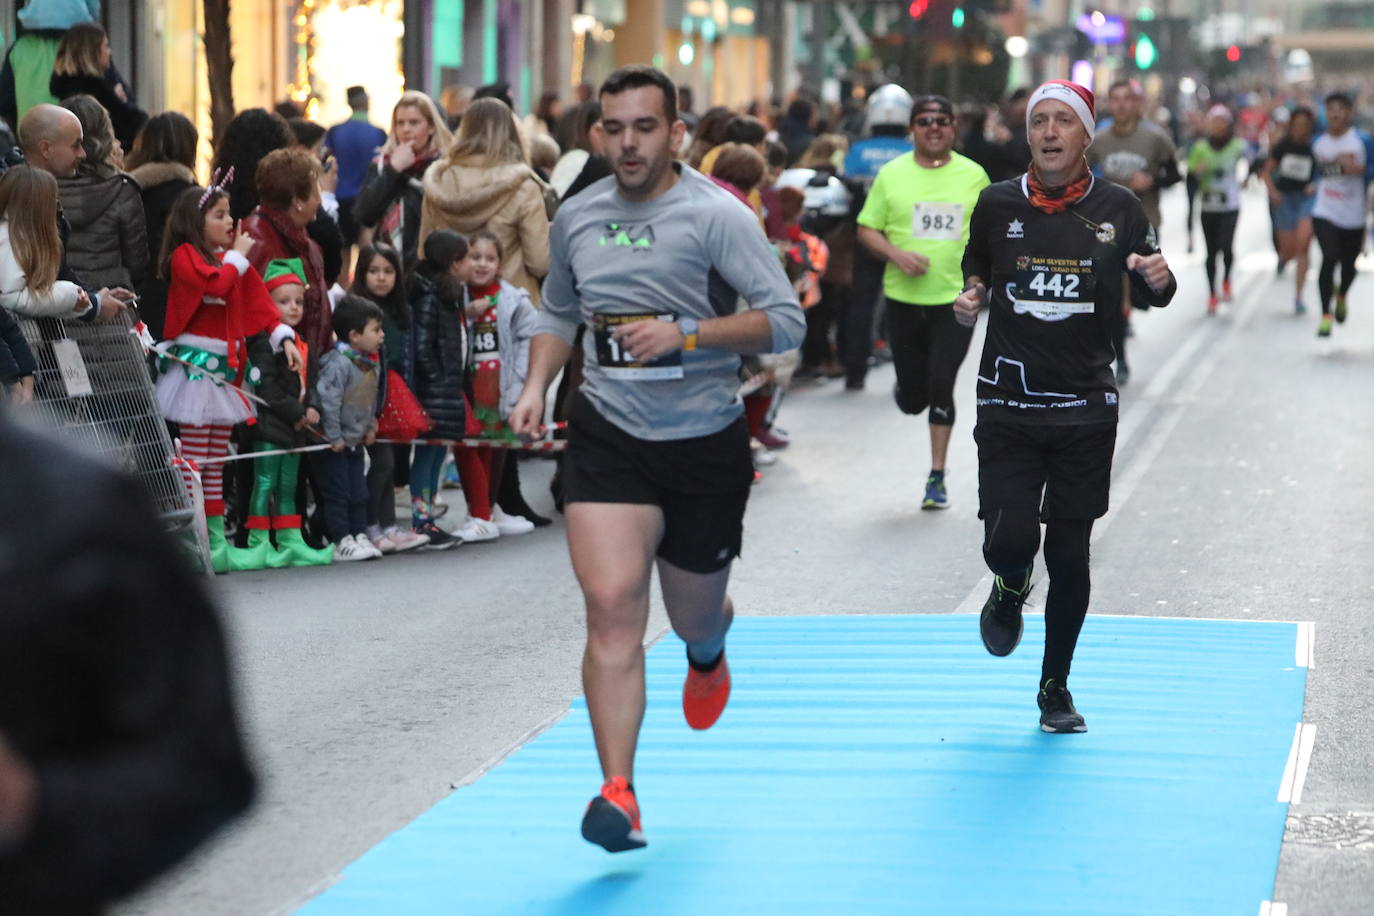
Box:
[155,174,301,573]
[464,230,538,535]
[233,257,334,569]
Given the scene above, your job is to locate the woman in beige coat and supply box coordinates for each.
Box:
[419,98,550,303]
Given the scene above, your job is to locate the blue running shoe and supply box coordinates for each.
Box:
[922,474,949,510]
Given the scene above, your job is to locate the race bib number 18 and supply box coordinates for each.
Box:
[593,313,684,380]
[912,202,964,241]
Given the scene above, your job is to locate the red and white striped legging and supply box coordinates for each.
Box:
[179,424,234,515]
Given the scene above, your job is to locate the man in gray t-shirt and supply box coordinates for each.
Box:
[1085,80,1178,385]
[510,66,804,855]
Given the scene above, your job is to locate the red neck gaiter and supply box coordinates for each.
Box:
[467,281,501,303]
[1026,157,1092,214]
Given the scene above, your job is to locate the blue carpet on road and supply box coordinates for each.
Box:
[296,614,1306,915]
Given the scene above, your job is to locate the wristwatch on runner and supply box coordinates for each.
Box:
[679,317,700,351]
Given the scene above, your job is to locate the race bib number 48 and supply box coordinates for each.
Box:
[472,318,499,360]
[593,313,684,380]
[912,202,964,241]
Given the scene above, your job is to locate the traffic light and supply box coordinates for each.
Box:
[1226,44,1241,63]
[1134,33,1157,69]
[952,6,965,27]
[908,0,929,18]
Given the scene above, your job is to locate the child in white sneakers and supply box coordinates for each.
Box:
[350,242,429,553]
[314,295,386,561]
[465,229,540,535]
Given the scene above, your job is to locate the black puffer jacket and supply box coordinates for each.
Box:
[246,332,325,448]
[56,162,149,292]
[49,72,148,152]
[129,161,196,340]
[353,153,437,267]
[407,267,467,440]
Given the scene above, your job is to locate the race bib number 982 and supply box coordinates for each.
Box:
[593,313,684,380]
[912,202,964,241]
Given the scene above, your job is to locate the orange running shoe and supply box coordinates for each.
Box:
[683,652,731,730]
[581,776,646,852]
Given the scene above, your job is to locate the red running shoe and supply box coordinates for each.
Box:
[683,652,731,730]
[581,776,646,852]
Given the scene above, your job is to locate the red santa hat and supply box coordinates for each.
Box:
[1027,80,1096,144]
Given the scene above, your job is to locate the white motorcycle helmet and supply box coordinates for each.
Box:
[776,168,851,218]
[865,84,914,133]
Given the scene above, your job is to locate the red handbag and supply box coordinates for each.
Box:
[377,370,432,441]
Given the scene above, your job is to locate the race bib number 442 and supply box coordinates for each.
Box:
[912,202,964,241]
[1007,256,1097,322]
[593,313,684,380]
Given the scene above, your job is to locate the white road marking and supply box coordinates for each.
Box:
[1259,902,1289,916]
[1278,723,1318,804]
[1295,621,1316,669]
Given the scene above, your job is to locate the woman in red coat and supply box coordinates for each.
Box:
[239,148,332,357]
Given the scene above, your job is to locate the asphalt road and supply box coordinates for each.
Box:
[118,184,1373,916]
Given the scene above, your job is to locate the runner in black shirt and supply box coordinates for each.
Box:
[1262,107,1318,315]
[955,80,1176,733]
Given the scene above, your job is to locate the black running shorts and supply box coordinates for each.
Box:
[974,421,1118,521]
[563,395,754,573]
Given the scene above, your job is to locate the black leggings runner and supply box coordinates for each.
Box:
[886,301,974,426]
[982,509,1094,686]
[1312,217,1363,314]
[1200,210,1239,296]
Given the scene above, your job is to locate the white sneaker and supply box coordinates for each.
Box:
[455,516,500,543]
[492,506,535,535]
[333,535,372,562]
[384,525,429,552]
[353,532,384,559]
[366,525,397,554]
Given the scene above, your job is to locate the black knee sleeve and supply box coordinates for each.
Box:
[982,508,1041,579]
[893,382,930,416]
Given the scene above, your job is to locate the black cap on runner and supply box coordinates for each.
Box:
[911,95,954,119]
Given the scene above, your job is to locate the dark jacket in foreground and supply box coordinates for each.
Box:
[407,268,467,440]
[0,415,255,915]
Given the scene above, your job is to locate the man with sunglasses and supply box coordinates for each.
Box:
[955,80,1175,733]
[857,95,990,510]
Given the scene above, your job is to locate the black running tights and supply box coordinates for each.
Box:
[886,301,974,426]
[1200,210,1238,295]
[982,509,1094,685]
[1313,217,1363,314]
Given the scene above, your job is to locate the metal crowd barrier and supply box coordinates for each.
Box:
[16,310,212,573]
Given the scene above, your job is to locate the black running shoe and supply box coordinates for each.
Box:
[415,521,459,550]
[979,573,1031,656]
[1038,680,1088,733]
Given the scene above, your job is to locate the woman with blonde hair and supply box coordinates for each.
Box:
[798,133,850,175]
[419,97,550,302]
[55,93,149,294]
[0,166,88,319]
[49,22,146,149]
[354,90,452,265]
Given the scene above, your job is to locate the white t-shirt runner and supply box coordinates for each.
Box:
[1312,130,1369,230]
